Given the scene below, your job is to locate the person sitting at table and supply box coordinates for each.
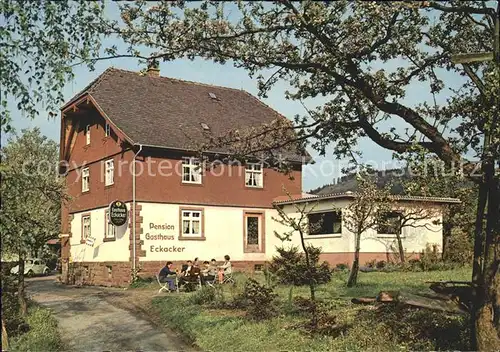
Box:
[180,260,193,276]
[178,260,194,288]
[158,261,177,291]
[201,261,216,284]
[193,257,200,268]
[218,255,232,283]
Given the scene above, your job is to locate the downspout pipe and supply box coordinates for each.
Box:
[132,144,143,273]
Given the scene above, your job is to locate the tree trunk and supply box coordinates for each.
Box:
[347,257,359,287]
[299,232,315,300]
[17,257,27,316]
[287,286,294,311]
[396,232,405,263]
[298,231,317,326]
[474,172,500,351]
[441,222,452,261]
[347,230,362,287]
[472,156,500,350]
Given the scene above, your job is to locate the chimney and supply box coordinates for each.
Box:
[146,59,160,77]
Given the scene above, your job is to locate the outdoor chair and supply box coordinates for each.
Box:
[222,272,235,284]
[205,275,218,288]
[156,274,169,294]
[156,274,179,294]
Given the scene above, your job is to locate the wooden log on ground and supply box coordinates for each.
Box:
[427,281,474,311]
[351,297,377,304]
[425,280,474,286]
[351,290,468,315]
[393,291,468,315]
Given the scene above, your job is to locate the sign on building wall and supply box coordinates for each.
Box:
[109,200,128,226]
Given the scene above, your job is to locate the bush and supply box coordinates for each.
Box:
[10,307,63,352]
[189,286,216,305]
[335,263,349,271]
[420,243,440,271]
[238,278,277,320]
[269,246,333,286]
[444,228,473,264]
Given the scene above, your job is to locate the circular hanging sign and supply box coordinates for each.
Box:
[109,200,128,227]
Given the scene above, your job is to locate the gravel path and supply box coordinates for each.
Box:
[27,276,193,352]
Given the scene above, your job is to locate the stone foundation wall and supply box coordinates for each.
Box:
[64,253,424,287]
[68,261,131,287]
[65,260,268,287]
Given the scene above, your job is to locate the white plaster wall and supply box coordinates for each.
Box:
[69,200,444,264]
[140,202,288,262]
[280,200,443,254]
[278,200,352,253]
[359,213,443,254]
[69,205,130,262]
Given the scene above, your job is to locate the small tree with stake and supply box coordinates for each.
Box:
[344,172,390,287]
[272,191,332,328]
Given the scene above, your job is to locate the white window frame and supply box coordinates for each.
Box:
[182,157,202,184]
[82,215,91,240]
[105,210,117,239]
[181,210,203,238]
[105,159,114,186]
[245,163,263,188]
[105,123,111,137]
[82,167,90,192]
[85,125,91,145]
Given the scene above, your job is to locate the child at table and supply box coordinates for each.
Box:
[218,255,232,283]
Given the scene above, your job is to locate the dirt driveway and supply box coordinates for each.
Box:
[27,276,194,352]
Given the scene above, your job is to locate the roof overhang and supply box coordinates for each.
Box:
[273,192,461,206]
[138,143,310,165]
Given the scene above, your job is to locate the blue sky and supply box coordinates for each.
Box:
[2,2,470,192]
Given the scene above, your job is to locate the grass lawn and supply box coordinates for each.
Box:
[142,267,471,352]
[9,305,64,352]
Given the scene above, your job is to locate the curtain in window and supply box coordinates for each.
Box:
[192,220,200,234]
[183,220,190,234]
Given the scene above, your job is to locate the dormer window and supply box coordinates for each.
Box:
[85,125,91,145]
[245,163,263,188]
[105,123,111,137]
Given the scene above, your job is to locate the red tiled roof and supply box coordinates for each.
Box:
[63,68,308,162]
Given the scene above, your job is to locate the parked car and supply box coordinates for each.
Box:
[10,259,50,277]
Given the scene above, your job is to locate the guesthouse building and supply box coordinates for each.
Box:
[59,67,459,286]
[59,67,306,286]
